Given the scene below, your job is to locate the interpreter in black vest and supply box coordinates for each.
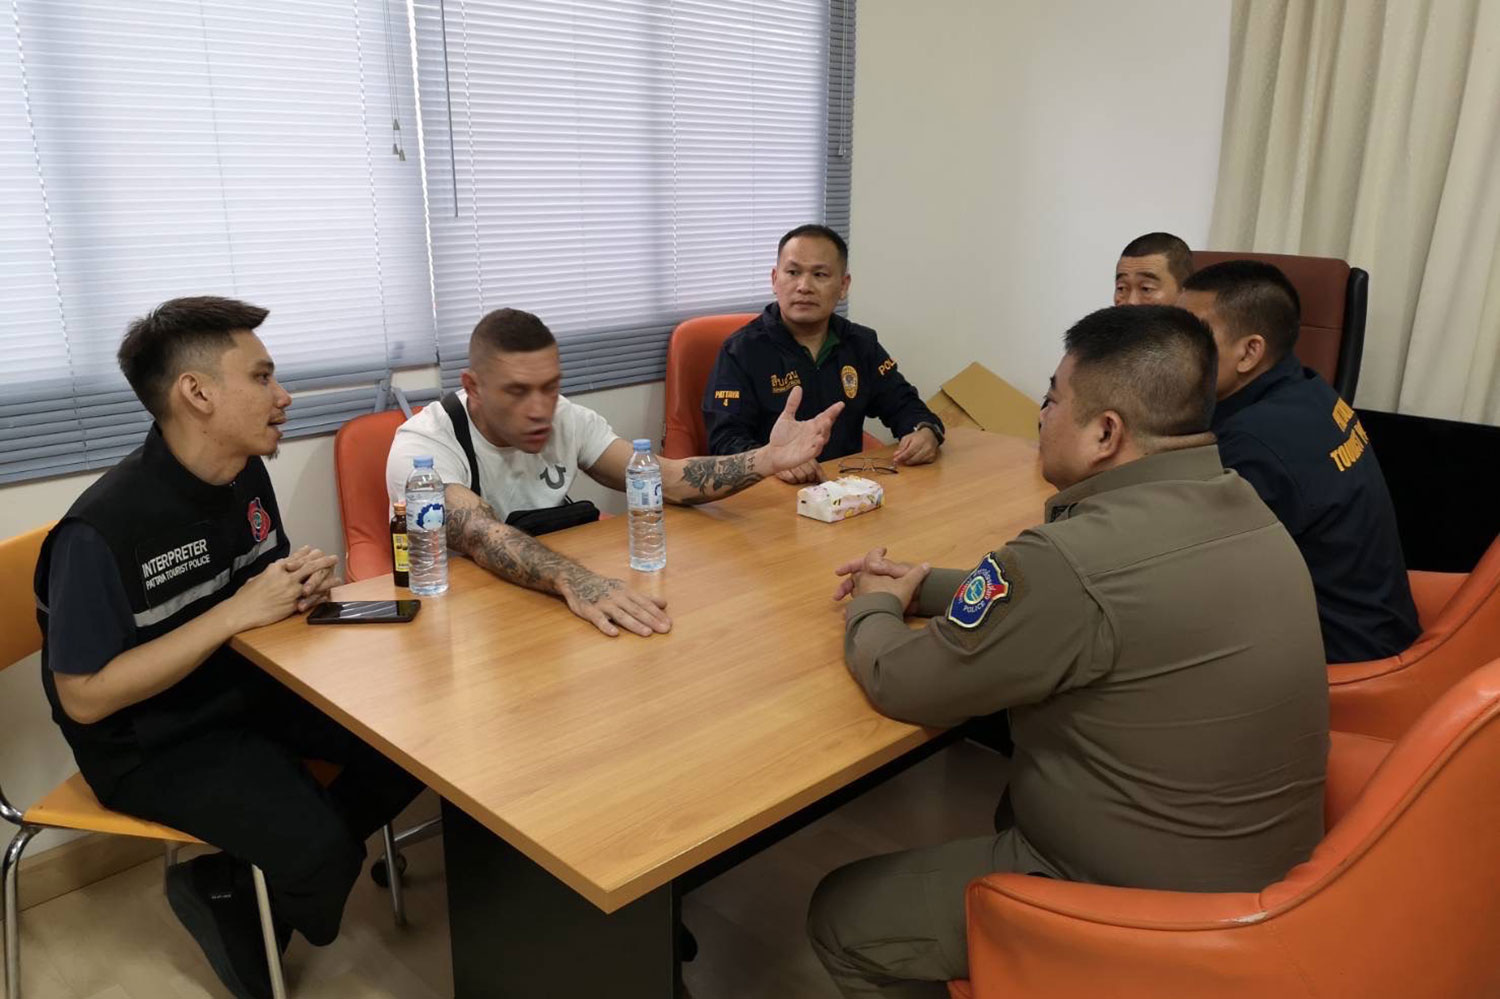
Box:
[33,297,423,999]
[1178,262,1420,663]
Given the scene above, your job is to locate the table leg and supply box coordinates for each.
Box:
[442,800,681,998]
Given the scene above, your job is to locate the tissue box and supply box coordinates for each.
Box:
[797,476,884,523]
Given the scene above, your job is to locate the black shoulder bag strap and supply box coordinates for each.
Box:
[440,391,483,500]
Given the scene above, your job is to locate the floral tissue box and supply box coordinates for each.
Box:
[796,476,884,523]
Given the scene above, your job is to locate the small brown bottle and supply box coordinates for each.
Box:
[390,500,410,587]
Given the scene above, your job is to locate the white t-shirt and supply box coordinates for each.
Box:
[385,391,620,522]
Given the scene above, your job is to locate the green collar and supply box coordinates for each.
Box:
[808,326,841,366]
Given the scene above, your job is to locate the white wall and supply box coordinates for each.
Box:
[848,0,1231,405]
[0,372,661,852]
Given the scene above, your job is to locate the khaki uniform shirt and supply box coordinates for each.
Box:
[844,445,1328,892]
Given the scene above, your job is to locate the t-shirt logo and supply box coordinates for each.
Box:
[247,498,272,543]
[841,365,859,399]
[947,554,1010,629]
[540,464,566,489]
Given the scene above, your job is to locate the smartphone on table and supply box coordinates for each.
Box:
[306,600,420,624]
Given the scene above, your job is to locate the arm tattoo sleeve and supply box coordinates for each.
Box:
[676,452,764,504]
[446,498,602,596]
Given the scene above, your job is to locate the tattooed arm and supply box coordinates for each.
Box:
[584,385,847,504]
[444,484,671,637]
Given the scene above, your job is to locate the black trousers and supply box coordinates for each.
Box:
[98,684,423,945]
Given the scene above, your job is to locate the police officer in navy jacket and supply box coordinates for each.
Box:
[34,297,421,999]
[703,225,944,483]
[1179,261,1420,663]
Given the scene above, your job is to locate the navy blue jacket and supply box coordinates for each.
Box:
[702,304,942,461]
[1213,354,1420,663]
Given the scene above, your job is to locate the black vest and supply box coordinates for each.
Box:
[33,426,288,788]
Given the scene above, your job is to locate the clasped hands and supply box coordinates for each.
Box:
[832,546,931,614]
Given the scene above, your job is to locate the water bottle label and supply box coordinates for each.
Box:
[414,501,445,530]
[627,476,662,508]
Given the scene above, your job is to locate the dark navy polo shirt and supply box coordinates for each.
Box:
[1212,353,1420,663]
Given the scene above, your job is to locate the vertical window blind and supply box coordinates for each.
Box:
[411,0,856,393]
[0,0,855,484]
[0,0,433,483]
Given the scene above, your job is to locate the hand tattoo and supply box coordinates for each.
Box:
[560,567,623,604]
[678,452,763,504]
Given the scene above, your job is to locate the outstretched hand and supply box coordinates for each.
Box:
[763,386,844,473]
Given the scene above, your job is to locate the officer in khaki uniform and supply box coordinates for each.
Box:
[808,305,1329,999]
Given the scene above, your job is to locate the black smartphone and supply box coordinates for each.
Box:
[306,600,421,625]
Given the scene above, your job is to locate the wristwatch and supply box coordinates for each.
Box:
[913,421,945,445]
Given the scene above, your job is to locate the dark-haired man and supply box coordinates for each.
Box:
[806,305,1328,998]
[702,224,944,484]
[386,307,843,637]
[34,297,423,999]
[1178,260,1419,662]
[1113,231,1193,306]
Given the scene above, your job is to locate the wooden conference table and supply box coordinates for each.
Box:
[232,427,1052,997]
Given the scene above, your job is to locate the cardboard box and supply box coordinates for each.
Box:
[926,362,1040,441]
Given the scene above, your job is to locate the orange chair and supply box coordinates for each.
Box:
[662,313,882,460]
[1192,250,1367,401]
[1328,532,1500,739]
[2,525,290,998]
[663,313,758,459]
[950,657,1500,999]
[334,407,413,582]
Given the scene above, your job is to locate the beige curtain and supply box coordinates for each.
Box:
[1210,0,1500,423]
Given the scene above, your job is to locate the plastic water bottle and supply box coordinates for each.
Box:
[625,438,666,571]
[404,457,449,596]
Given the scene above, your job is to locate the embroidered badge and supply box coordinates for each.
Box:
[246,498,272,543]
[841,365,859,399]
[770,371,802,395]
[946,554,1011,629]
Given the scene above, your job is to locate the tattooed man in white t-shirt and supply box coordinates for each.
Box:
[387,308,842,638]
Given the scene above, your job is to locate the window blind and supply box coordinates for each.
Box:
[0,0,435,484]
[412,0,855,394]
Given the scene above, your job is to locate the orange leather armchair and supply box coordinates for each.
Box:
[1193,251,1367,401]
[1328,532,1500,739]
[662,312,882,460]
[950,657,1500,999]
[334,407,415,582]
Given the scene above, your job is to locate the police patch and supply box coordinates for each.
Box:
[946,554,1011,629]
[841,364,859,399]
[246,497,272,543]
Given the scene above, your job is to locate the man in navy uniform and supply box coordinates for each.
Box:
[34,297,422,999]
[702,224,945,483]
[1178,260,1420,662]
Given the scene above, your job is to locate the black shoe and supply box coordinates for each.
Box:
[165,854,275,999]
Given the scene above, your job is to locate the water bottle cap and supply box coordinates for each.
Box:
[413,456,434,468]
[632,438,652,451]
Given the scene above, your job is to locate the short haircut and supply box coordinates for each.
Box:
[1063,305,1217,440]
[1119,232,1194,287]
[117,296,269,419]
[1181,260,1302,362]
[777,223,848,268]
[469,308,556,361]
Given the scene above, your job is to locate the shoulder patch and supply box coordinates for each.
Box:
[946,553,1011,629]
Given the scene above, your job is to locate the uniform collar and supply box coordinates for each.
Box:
[142,424,243,509]
[763,303,846,364]
[1212,352,1303,427]
[1045,445,1224,522]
